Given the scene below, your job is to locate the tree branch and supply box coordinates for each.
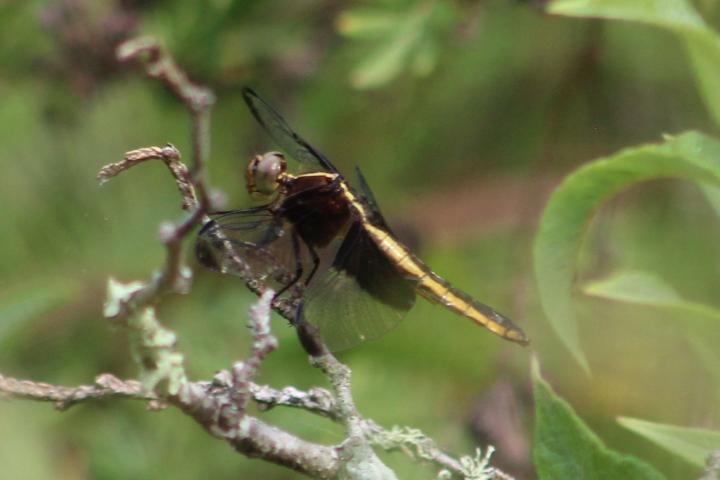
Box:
[116,36,214,209]
[0,368,509,478]
[0,35,516,480]
[0,373,150,411]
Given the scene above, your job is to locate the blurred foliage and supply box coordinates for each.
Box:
[532,359,664,479]
[0,0,719,479]
[584,269,720,321]
[617,417,720,469]
[534,0,720,475]
[534,131,720,372]
[337,1,456,89]
[549,0,720,128]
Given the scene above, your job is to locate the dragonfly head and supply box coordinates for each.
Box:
[246,151,287,196]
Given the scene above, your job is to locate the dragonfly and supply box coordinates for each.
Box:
[196,88,529,352]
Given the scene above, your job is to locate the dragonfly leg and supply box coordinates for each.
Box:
[303,242,321,286]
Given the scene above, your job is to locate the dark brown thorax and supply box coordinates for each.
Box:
[276,173,352,247]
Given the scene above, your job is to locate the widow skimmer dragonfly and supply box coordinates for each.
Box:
[196,88,528,352]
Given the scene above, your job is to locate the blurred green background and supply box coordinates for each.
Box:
[1,0,719,478]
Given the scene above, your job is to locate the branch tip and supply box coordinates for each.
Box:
[103,277,146,319]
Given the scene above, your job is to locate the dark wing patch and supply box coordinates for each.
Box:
[354,166,394,232]
[242,87,338,173]
[302,221,416,351]
[334,221,414,311]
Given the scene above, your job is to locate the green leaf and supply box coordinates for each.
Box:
[585,270,680,304]
[583,270,720,320]
[336,9,399,40]
[548,0,705,28]
[618,417,720,468]
[548,0,720,129]
[345,2,452,89]
[350,27,420,89]
[533,131,720,372]
[532,358,666,480]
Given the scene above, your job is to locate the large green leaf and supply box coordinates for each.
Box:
[532,358,666,480]
[618,417,720,468]
[548,0,720,129]
[583,270,720,320]
[533,131,720,371]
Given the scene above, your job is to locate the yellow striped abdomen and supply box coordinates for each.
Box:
[363,223,528,345]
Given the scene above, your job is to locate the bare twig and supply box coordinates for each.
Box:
[98,144,195,210]
[116,36,214,209]
[228,290,279,409]
[251,383,341,420]
[0,373,150,411]
[96,38,217,344]
[0,371,341,420]
[211,290,280,438]
[116,37,213,114]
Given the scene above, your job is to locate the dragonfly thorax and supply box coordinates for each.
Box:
[246,151,287,196]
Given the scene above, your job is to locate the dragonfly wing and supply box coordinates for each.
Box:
[196,208,297,289]
[302,221,416,351]
[242,87,338,173]
[353,166,395,232]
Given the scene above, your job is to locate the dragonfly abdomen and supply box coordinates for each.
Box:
[416,272,528,345]
[363,222,528,345]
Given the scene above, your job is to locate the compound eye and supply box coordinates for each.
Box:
[246,151,286,195]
